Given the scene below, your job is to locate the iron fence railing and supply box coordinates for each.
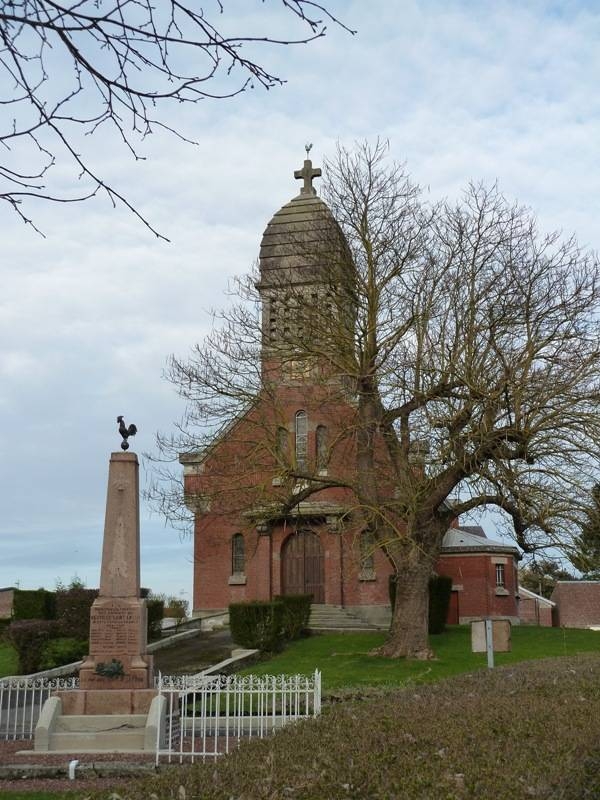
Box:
[156,670,321,763]
[0,669,322,761]
[0,676,79,740]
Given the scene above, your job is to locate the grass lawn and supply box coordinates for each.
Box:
[0,641,18,677]
[241,624,600,690]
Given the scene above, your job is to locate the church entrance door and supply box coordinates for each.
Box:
[281,530,324,603]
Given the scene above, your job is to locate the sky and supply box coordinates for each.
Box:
[2,0,600,609]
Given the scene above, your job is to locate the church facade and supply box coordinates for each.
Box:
[182,158,520,626]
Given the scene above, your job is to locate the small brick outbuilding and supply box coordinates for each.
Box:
[517,586,554,627]
[437,526,520,625]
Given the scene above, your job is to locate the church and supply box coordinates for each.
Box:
[181,156,520,628]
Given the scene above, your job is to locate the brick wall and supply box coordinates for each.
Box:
[518,595,553,626]
[551,582,600,628]
[436,552,519,622]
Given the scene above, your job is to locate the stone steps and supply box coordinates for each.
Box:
[49,713,148,751]
[308,604,379,631]
[49,729,146,752]
[55,713,147,732]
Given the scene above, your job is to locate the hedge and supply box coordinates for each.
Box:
[12,589,56,621]
[147,597,165,641]
[229,601,285,652]
[275,594,312,640]
[56,586,98,640]
[39,637,88,670]
[388,573,453,634]
[6,619,60,674]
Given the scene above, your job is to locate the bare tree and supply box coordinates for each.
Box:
[0,1,350,235]
[570,483,600,578]
[154,142,600,658]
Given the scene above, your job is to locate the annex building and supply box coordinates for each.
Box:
[181,158,520,627]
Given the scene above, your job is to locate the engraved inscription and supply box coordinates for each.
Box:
[89,606,141,655]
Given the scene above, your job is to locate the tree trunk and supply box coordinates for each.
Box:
[373,551,434,659]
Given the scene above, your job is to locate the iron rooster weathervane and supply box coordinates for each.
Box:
[117,416,137,451]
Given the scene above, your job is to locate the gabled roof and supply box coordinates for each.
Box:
[517,586,555,606]
[441,527,520,556]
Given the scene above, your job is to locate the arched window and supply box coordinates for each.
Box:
[316,425,328,471]
[231,533,245,575]
[295,410,308,472]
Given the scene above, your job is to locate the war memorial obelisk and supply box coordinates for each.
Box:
[78,417,153,692]
[35,418,162,751]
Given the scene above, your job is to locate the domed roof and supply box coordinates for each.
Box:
[258,158,346,290]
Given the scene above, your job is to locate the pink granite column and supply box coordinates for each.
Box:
[79,452,153,690]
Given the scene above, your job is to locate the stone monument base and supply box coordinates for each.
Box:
[79,595,153,690]
[58,688,157,715]
[34,690,166,752]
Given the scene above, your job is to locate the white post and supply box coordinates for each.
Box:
[485,618,494,669]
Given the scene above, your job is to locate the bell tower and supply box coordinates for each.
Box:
[256,153,351,383]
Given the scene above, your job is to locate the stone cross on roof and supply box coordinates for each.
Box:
[294,155,322,196]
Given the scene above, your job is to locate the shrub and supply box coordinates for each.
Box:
[428,574,453,634]
[388,574,453,634]
[229,601,285,652]
[146,597,165,641]
[6,620,60,674]
[275,594,312,640]
[164,597,189,626]
[56,585,98,640]
[38,637,87,670]
[0,619,11,641]
[12,589,56,621]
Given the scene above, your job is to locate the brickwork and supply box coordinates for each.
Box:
[550,582,600,628]
[185,166,522,623]
[436,552,519,622]
[519,596,553,626]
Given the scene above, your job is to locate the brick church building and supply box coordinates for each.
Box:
[182,157,520,627]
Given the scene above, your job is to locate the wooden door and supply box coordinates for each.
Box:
[281,530,324,602]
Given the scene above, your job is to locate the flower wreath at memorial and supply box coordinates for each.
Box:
[94,658,125,678]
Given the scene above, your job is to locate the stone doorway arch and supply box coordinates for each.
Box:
[281,529,324,603]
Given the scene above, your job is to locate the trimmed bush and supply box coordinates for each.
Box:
[147,597,165,641]
[428,574,453,634]
[229,601,285,652]
[6,620,60,674]
[12,589,56,621]
[388,574,453,634]
[56,586,98,640]
[39,637,88,670]
[275,594,312,640]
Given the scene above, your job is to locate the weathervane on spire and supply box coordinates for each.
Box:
[294,144,321,196]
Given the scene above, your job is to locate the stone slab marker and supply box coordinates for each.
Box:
[79,450,153,691]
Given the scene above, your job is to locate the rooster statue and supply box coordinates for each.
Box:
[117,416,138,451]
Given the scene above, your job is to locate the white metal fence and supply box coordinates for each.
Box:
[0,676,79,740]
[156,670,321,763]
[0,671,322,759]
